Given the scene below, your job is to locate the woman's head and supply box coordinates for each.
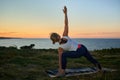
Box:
[50,33,61,44]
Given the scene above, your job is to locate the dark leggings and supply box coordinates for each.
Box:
[61,44,100,69]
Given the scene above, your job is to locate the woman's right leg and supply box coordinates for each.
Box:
[61,51,83,69]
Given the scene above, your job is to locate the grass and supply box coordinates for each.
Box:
[0,47,120,80]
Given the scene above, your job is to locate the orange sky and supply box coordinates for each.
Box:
[0,0,120,38]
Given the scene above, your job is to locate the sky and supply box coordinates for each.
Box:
[0,0,120,38]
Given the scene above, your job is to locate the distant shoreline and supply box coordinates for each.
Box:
[0,37,22,39]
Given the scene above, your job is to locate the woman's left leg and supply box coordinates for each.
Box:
[81,45,102,70]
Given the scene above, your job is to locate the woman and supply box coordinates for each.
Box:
[50,6,102,77]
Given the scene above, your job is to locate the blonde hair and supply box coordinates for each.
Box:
[50,33,60,44]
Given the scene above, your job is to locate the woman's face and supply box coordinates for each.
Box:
[54,36,61,43]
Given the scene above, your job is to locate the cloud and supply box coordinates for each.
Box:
[76,32,120,35]
[0,32,17,35]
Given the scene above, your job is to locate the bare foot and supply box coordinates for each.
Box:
[55,69,65,77]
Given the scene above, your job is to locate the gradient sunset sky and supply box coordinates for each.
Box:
[0,0,120,38]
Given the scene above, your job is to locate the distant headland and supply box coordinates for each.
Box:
[0,37,22,39]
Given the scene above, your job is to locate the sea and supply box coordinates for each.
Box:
[0,38,120,50]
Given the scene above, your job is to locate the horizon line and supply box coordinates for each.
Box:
[0,36,120,39]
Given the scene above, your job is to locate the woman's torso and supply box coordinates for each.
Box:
[59,36,79,51]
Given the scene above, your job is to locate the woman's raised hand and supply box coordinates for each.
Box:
[63,6,67,14]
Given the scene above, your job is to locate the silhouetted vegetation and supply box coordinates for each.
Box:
[0,46,120,80]
[0,46,17,50]
[94,48,120,54]
[20,44,35,50]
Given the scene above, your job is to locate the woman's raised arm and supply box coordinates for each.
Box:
[63,6,69,36]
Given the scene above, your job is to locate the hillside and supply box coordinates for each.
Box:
[0,47,120,80]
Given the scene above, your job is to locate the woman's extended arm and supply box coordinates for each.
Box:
[58,47,63,69]
[63,6,69,36]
